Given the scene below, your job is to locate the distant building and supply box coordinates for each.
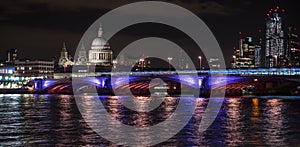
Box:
[209,58,220,68]
[6,48,17,63]
[287,26,300,67]
[75,43,88,65]
[14,60,54,79]
[58,42,74,67]
[134,58,151,71]
[235,37,255,68]
[88,24,113,66]
[254,45,262,67]
[55,23,114,74]
[118,53,138,67]
[0,66,24,89]
[265,6,285,67]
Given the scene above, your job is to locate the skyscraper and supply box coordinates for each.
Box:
[6,48,17,63]
[287,26,300,67]
[235,37,255,68]
[265,6,285,67]
[254,45,262,67]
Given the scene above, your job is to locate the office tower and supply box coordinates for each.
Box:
[287,26,300,67]
[235,37,255,68]
[6,48,17,63]
[254,45,262,67]
[265,6,285,67]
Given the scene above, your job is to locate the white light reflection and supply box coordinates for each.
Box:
[225,98,244,146]
[263,98,287,146]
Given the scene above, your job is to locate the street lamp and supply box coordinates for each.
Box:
[274,55,278,67]
[139,58,145,71]
[87,62,91,73]
[63,64,67,73]
[233,55,236,68]
[167,57,172,71]
[112,60,117,72]
[198,56,202,70]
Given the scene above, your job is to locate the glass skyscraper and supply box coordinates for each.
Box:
[287,26,300,67]
[234,37,255,68]
[265,6,285,67]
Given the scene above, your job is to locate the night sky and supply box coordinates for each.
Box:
[1,0,299,67]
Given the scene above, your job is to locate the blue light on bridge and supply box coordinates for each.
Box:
[102,79,105,87]
[42,80,56,89]
[198,78,203,88]
[84,77,102,86]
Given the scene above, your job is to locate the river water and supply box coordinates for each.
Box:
[0,94,299,146]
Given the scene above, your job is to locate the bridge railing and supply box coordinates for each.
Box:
[69,68,300,77]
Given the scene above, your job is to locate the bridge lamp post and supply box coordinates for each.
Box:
[233,55,236,68]
[139,58,145,71]
[87,62,91,73]
[63,64,67,73]
[167,57,172,71]
[274,55,278,68]
[112,60,117,72]
[198,56,202,70]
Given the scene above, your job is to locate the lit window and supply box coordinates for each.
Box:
[29,67,32,70]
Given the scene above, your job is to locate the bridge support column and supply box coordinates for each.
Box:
[33,79,43,93]
[200,76,211,97]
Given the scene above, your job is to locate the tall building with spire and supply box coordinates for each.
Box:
[265,6,285,67]
[75,43,87,65]
[88,23,113,66]
[58,42,74,67]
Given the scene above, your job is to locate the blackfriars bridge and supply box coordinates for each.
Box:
[30,68,300,96]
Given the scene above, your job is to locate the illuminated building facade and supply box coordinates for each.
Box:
[235,37,255,68]
[6,48,17,63]
[135,58,151,71]
[209,58,221,68]
[287,26,300,67]
[0,67,24,89]
[88,24,113,66]
[75,43,88,65]
[265,6,285,67]
[254,45,262,67]
[58,42,74,67]
[14,60,54,79]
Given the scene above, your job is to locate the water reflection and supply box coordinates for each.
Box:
[224,98,245,146]
[263,99,287,146]
[248,98,264,146]
[0,94,24,146]
[0,94,299,146]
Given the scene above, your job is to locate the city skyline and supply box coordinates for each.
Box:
[2,2,300,146]
[1,0,300,68]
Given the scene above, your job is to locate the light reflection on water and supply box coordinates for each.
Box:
[0,94,300,146]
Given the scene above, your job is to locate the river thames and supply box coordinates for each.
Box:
[0,94,300,146]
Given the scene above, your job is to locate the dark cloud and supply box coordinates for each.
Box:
[0,0,237,20]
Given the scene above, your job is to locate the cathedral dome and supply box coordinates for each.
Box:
[91,37,109,47]
[91,24,110,50]
[89,23,114,66]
